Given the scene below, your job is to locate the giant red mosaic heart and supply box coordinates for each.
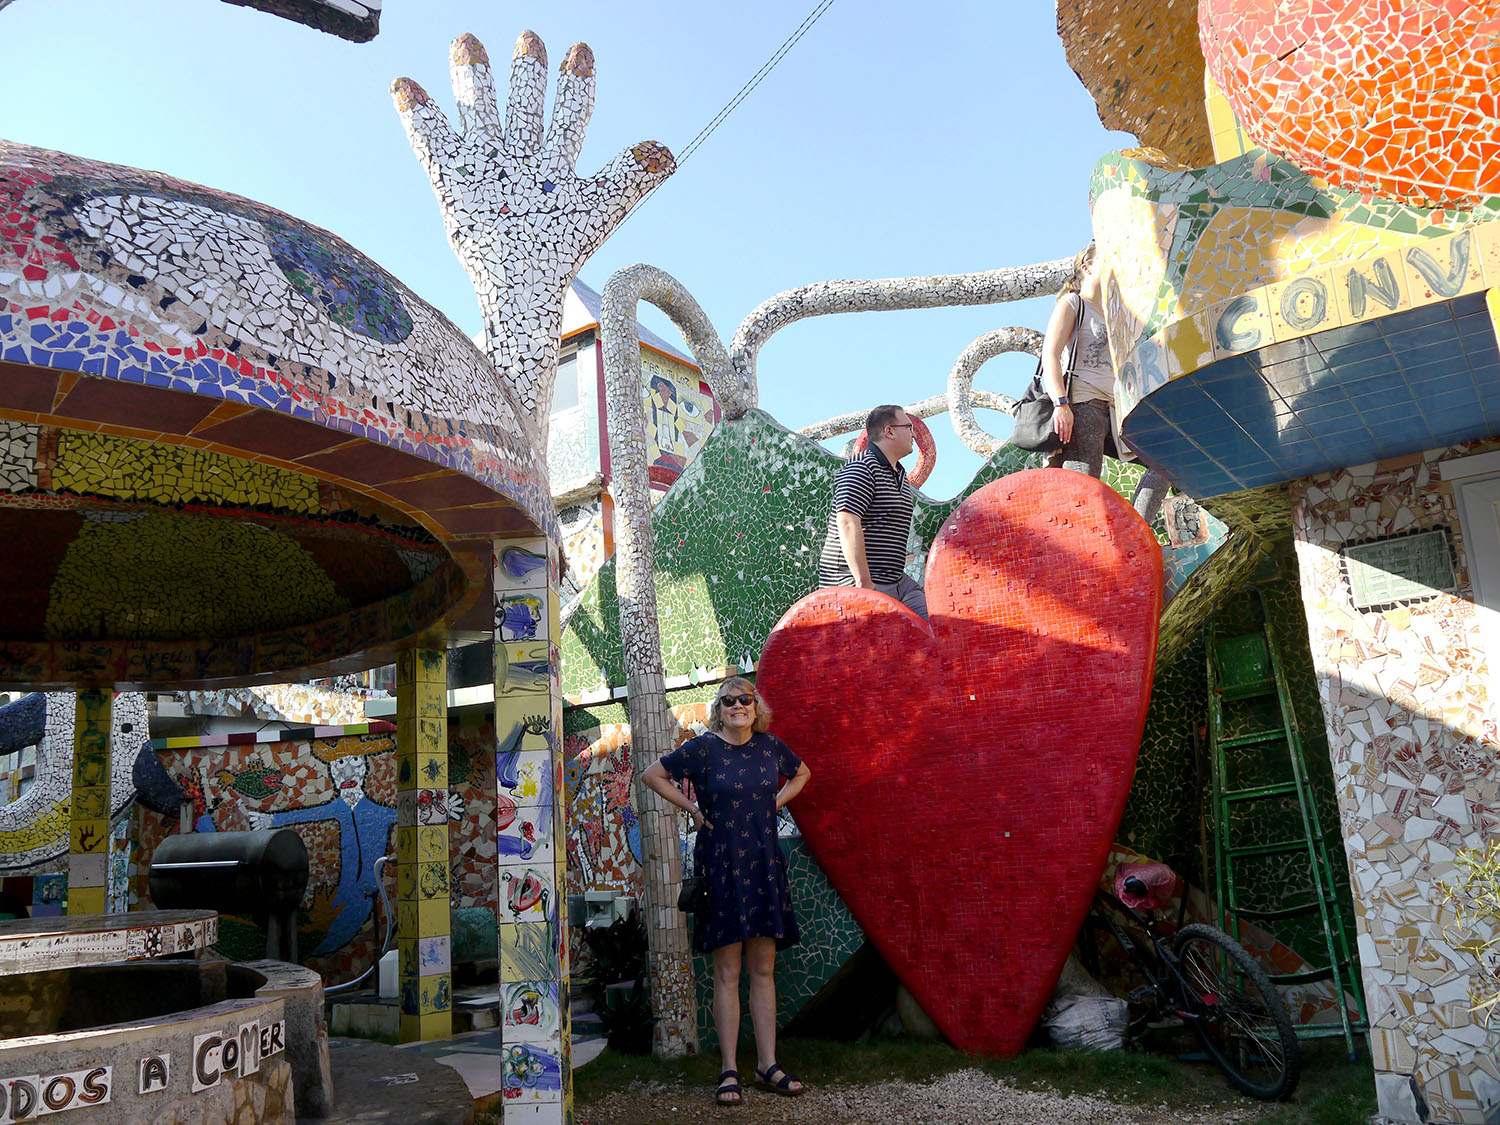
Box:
[757,469,1162,1055]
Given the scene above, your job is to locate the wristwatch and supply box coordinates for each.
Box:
[1053,396,1069,406]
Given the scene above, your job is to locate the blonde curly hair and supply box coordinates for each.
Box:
[708,676,773,734]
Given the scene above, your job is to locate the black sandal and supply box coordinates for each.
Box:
[755,1063,804,1097]
[715,1069,743,1107]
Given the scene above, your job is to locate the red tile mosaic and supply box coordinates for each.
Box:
[757,469,1162,1056]
[1201,0,1500,206]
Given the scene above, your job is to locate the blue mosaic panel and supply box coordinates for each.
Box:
[1125,292,1500,496]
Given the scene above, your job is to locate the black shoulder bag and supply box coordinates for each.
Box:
[676,754,712,916]
[1010,295,1084,453]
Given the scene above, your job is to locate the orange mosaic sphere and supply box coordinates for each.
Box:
[1200,0,1500,206]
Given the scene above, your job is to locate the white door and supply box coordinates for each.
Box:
[1453,473,1500,713]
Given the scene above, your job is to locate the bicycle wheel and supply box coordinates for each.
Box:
[1169,923,1300,1100]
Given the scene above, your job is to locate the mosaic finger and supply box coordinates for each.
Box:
[504,31,548,154]
[449,33,502,141]
[543,44,596,175]
[389,78,461,189]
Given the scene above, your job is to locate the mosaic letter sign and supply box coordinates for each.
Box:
[757,469,1162,1056]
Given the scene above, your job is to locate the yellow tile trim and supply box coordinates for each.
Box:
[1119,222,1499,426]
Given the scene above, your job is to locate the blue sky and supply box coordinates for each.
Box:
[2,0,1135,498]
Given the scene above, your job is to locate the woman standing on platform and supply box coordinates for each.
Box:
[641,677,812,1107]
[1042,241,1168,524]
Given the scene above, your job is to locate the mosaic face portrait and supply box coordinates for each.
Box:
[328,754,370,808]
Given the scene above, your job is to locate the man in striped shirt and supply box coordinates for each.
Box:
[817,404,928,620]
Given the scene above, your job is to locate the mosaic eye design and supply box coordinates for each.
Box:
[522,714,550,736]
[262,216,413,344]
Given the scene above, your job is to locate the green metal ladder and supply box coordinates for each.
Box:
[1205,585,1368,1059]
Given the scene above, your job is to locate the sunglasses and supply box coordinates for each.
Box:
[718,693,755,707]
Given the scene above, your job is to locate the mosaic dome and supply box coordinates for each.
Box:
[0,142,553,687]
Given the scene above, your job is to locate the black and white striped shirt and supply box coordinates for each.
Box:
[817,445,914,586]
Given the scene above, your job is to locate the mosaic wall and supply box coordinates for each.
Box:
[1055,0,1212,168]
[640,349,718,490]
[1200,0,1500,208]
[135,718,494,986]
[1087,143,1500,423]
[558,498,608,608]
[1291,438,1500,1125]
[391,30,674,446]
[0,425,447,653]
[176,682,384,726]
[49,429,321,512]
[0,691,147,872]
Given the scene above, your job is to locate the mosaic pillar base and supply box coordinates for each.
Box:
[67,689,111,916]
[628,669,698,1059]
[396,647,451,1044]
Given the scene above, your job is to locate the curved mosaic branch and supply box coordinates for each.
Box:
[601,263,733,1058]
[392,31,676,444]
[0,692,149,871]
[728,259,1074,419]
[799,388,1017,443]
[948,327,1041,457]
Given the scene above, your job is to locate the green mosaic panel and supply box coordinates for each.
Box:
[43,512,351,641]
[689,837,863,1049]
[1118,631,1210,880]
[52,431,322,513]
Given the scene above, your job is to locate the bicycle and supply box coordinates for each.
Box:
[1080,862,1301,1101]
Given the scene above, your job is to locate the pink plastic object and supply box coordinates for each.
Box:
[1115,862,1181,913]
[850,413,936,487]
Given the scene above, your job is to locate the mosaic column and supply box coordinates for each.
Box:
[66,689,111,916]
[495,537,571,1119]
[395,648,452,1044]
[598,268,706,1057]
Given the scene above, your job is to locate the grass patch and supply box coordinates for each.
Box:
[575,1035,1375,1124]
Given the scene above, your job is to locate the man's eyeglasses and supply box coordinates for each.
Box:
[719,693,755,707]
[888,422,914,430]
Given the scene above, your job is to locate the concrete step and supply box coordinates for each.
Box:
[321,1038,474,1124]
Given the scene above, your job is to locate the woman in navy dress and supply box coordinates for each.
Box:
[641,677,811,1106]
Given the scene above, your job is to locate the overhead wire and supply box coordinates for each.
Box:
[611,0,837,234]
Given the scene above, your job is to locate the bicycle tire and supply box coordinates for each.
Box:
[1169,923,1300,1100]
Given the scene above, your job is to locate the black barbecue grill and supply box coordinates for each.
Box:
[149,829,308,962]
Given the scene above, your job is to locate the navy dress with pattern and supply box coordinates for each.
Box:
[660,731,802,954]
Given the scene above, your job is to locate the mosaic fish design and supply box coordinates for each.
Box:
[214,762,285,801]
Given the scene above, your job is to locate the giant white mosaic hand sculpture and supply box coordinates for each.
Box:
[392,31,675,443]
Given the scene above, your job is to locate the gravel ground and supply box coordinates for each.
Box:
[578,1070,1280,1125]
